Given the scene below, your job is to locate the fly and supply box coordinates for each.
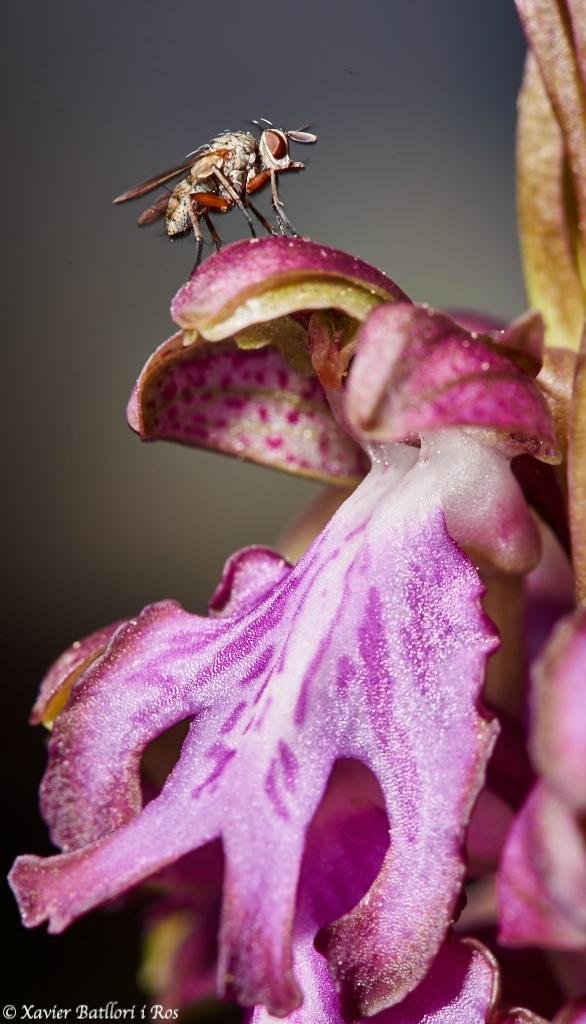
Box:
[113,121,316,267]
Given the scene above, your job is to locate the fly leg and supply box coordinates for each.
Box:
[246,200,278,236]
[189,190,230,269]
[188,198,205,272]
[270,170,298,236]
[212,166,257,238]
[204,213,222,252]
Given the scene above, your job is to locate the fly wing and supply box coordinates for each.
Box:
[112,134,243,203]
[137,193,171,226]
[113,157,197,203]
[113,138,217,204]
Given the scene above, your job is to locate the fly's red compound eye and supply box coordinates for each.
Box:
[265,129,288,160]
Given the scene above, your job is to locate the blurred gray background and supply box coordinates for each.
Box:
[2,0,526,1008]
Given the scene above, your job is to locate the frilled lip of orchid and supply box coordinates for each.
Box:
[10,436,501,1019]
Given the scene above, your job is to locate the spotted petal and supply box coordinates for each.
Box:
[10,443,496,1018]
[127,332,367,485]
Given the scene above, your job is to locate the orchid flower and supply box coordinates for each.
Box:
[8,3,586,1023]
[8,236,564,1021]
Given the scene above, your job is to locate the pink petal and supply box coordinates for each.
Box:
[495,311,546,377]
[466,717,534,874]
[248,938,499,1024]
[171,237,409,338]
[531,609,586,808]
[498,782,586,948]
[10,447,497,1017]
[127,333,367,485]
[39,600,223,852]
[346,304,559,463]
[498,609,586,950]
[30,621,122,727]
[453,310,544,378]
[208,546,290,618]
[417,433,541,575]
[248,759,499,1023]
[460,920,565,1019]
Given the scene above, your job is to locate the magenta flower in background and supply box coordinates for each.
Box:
[8,2,586,1023]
